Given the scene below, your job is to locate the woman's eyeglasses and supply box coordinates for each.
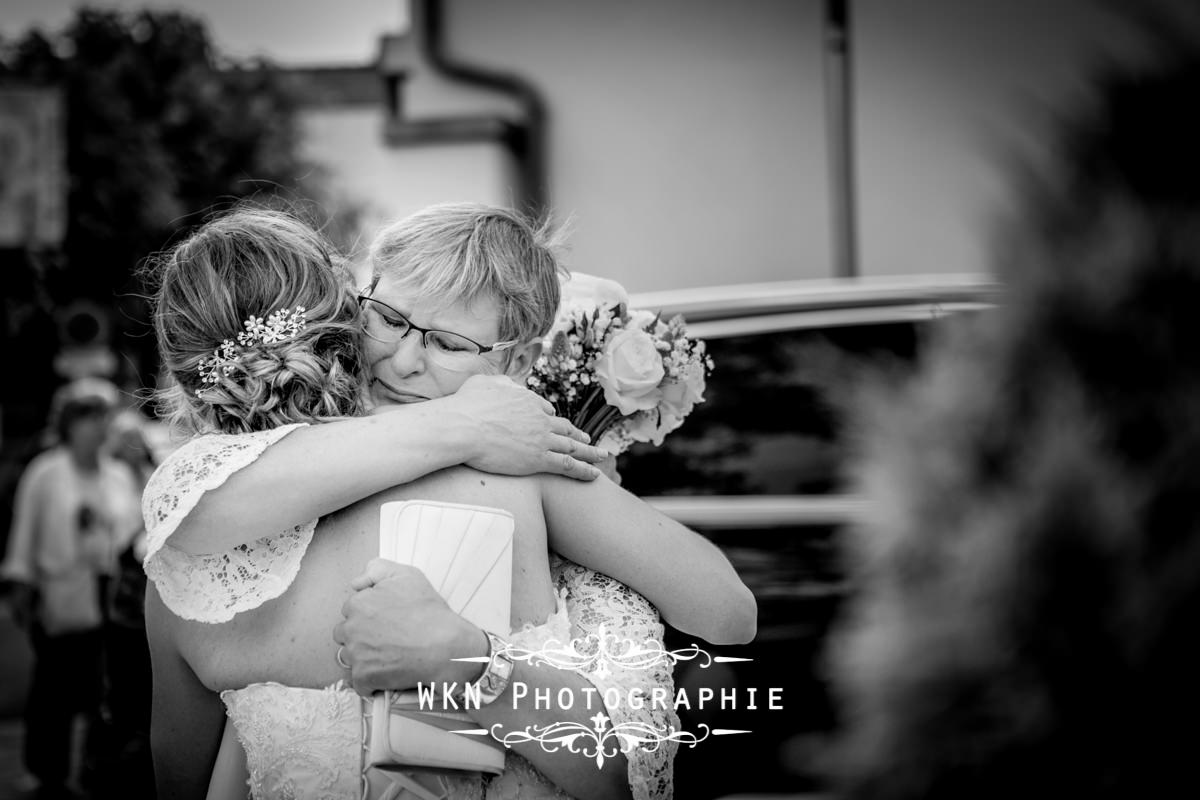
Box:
[357,295,518,370]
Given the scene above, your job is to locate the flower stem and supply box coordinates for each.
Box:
[573,387,607,428]
[583,405,625,442]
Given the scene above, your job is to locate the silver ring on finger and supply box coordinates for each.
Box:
[562,452,574,471]
[336,646,350,670]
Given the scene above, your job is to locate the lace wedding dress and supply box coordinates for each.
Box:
[143,425,677,800]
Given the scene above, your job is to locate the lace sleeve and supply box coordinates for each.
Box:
[141,424,316,623]
[551,555,678,800]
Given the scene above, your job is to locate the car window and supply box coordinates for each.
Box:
[621,318,944,496]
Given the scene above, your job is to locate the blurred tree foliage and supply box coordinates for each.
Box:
[0,7,312,391]
[830,4,1200,799]
[1009,2,1200,241]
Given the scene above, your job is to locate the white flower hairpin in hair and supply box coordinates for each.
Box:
[198,306,308,385]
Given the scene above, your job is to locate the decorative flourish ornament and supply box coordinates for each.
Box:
[494,624,748,679]
[489,715,714,768]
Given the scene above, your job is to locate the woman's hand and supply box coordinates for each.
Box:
[333,559,487,696]
[443,375,607,481]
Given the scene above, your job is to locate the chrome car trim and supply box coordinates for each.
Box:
[629,273,1000,323]
[687,300,993,339]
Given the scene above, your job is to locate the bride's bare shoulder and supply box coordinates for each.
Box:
[412,465,542,508]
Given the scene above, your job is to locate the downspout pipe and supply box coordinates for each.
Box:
[824,0,859,278]
[384,0,549,213]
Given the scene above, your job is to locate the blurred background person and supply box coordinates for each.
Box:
[92,410,157,799]
[0,379,142,800]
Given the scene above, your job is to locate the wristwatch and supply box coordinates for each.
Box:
[462,631,515,707]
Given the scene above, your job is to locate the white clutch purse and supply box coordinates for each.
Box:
[366,500,513,777]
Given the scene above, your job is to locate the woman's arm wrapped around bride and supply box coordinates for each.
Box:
[144,420,756,640]
[145,373,604,560]
[336,557,679,800]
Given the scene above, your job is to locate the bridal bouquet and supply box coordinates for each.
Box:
[527,273,713,455]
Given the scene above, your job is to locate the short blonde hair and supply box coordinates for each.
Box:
[147,207,367,436]
[369,203,567,342]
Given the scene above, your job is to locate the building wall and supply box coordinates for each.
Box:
[298,0,1147,292]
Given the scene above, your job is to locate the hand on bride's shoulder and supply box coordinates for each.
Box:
[448,375,608,481]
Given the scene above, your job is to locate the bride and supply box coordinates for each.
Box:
[143,204,756,799]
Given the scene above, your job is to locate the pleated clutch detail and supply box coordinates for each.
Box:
[366,500,514,777]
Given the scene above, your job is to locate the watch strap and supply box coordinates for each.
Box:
[463,631,514,707]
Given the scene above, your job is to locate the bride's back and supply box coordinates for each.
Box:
[170,466,555,693]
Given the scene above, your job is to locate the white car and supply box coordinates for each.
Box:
[628,273,998,531]
[620,273,999,797]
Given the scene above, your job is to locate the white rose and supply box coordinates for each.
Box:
[560,271,629,311]
[594,328,665,414]
[659,360,706,424]
[623,360,706,446]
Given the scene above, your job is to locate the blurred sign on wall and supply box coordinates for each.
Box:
[0,85,67,247]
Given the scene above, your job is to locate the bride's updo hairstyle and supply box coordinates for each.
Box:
[149,207,367,436]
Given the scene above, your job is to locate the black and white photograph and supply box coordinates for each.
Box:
[1,0,1198,798]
